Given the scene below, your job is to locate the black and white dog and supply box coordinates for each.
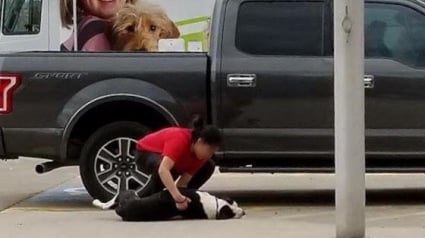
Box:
[93,188,245,221]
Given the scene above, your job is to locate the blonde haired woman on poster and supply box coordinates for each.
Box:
[60,0,137,51]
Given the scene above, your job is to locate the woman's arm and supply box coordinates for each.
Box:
[176,173,193,188]
[158,156,186,202]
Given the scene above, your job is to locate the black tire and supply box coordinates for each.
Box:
[79,121,154,202]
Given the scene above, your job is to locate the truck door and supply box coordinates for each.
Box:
[363,2,425,155]
[217,0,334,159]
[0,0,47,52]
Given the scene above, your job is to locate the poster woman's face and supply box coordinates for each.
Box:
[81,0,127,19]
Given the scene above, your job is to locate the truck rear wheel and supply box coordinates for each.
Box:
[79,121,154,202]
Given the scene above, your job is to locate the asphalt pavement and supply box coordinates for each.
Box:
[1,157,425,238]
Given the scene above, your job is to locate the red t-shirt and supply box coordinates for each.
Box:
[136,127,206,175]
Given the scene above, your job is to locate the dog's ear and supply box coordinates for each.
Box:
[108,4,141,50]
[217,205,236,220]
[114,6,138,31]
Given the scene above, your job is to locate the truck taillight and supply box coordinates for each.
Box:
[0,73,21,113]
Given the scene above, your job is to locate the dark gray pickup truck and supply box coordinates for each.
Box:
[2,0,425,200]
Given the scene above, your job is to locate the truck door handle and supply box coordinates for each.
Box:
[364,75,374,89]
[227,74,256,87]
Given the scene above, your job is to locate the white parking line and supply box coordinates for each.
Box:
[63,187,88,196]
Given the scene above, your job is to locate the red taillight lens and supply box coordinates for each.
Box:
[0,73,21,113]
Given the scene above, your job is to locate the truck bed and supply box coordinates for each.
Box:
[0,52,209,159]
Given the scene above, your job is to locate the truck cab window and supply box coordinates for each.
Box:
[235,1,324,56]
[2,0,42,35]
[366,4,425,67]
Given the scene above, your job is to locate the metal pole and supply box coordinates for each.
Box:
[334,0,365,237]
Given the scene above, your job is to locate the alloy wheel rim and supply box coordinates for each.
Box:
[94,137,151,195]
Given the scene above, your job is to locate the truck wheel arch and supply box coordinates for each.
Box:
[59,94,181,162]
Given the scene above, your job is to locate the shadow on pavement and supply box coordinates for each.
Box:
[208,188,425,206]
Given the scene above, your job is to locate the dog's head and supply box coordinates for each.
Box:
[216,197,245,220]
[109,2,180,51]
[197,191,245,219]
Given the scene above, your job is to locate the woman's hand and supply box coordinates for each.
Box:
[174,196,191,211]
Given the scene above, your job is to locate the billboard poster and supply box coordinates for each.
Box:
[60,0,215,52]
[0,0,215,52]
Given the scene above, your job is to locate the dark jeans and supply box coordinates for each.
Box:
[135,150,215,197]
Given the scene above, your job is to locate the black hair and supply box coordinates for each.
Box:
[190,115,222,146]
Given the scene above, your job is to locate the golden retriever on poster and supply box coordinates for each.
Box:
[109,1,180,51]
